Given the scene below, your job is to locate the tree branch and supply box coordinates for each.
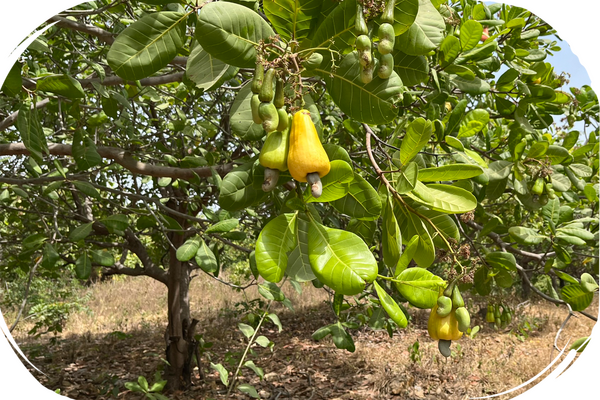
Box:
[21,72,186,92]
[0,99,51,131]
[48,15,115,44]
[0,143,235,179]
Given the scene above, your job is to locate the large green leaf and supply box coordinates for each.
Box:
[195,240,218,273]
[229,82,265,140]
[459,20,483,52]
[263,0,322,41]
[508,226,547,245]
[382,194,402,270]
[36,74,85,98]
[457,109,489,138]
[487,160,513,181]
[394,267,444,309]
[485,252,517,271]
[394,235,419,276]
[255,213,297,283]
[100,214,129,235]
[75,252,92,280]
[417,164,483,182]
[69,222,94,242]
[311,0,356,68]
[399,117,432,165]
[16,104,48,163]
[395,0,445,56]
[107,12,187,80]
[219,161,268,211]
[392,51,429,86]
[544,145,570,165]
[307,219,377,295]
[396,204,435,268]
[90,250,114,267]
[347,219,377,245]
[186,43,229,90]
[72,130,102,170]
[408,182,477,213]
[205,218,239,234]
[195,2,275,68]
[391,0,420,36]
[286,212,315,282]
[541,197,560,225]
[332,173,382,220]
[373,281,408,328]
[561,284,594,312]
[176,237,200,261]
[418,208,459,249]
[319,52,403,125]
[450,76,491,95]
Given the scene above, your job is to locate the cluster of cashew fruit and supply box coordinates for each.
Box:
[486,303,513,330]
[250,64,330,198]
[428,283,471,357]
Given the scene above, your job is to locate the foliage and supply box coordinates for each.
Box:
[0,0,598,392]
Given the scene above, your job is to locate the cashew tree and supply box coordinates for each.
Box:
[0,0,597,393]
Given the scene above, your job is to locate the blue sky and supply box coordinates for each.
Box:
[546,36,591,90]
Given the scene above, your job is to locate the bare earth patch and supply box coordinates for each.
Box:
[5,275,597,400]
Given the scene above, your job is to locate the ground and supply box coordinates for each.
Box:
[4,274,598,400]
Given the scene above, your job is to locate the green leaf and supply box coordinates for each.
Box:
[396,205,435,268]
[444,99,468,135]
[210,363,229,387]
[393,51,429,86]
[395,0,445,56]
[394,267,444,309]
[330,321,355,352]
[541,197,560,225]
[570,337,590,353]
[305,160,353,203]
[205,218,239,234]
[581,273,599,293]
[561,284,594,312]
[550,173,571,192]
[569,164,593,179]
[69,222,94,242]
[237,384,259,399]
[508,226,547,245]
[382,194,402,270]
[460,20,483,52]
[418,208,460,249]
[195,240,218,273]
[263,0,322,41]
[373,281,408,328]
[1,62,22,97]
[417,164,483,182]
[527,141,549,159]
[229,82,265,140]
[256,213,297,283]
[391,0,420,36]
[22,233,46,250]
[100,214,129,235]
[72,181,101,200]
[450,75,491,94]
[258,282,285,301]
[396,162,419,193]
[556,227,594,241]
[408,182,477,214]
[75,252,92,280]
[176,237,200,261]
[554,271,579,285]
[307,218,378,295]
[311,0,357,68]
[138,376,149,392]
[219,161,268,211]
[544,145,570,165]
[244,360,265,379]
[195,2,275,68]
[487,160,513,181]
[485,252,517,271]
[319,52,403,125]
[455,41,498,64]
[347,219,377,245]
[186,42,229,90]
[323,144,352,165]
[286,212,316,282]
[440,35,460,66]
[331,173,382,220]
[107,12,187,80]
[90,250,115,267]
[16,104,48,163]
[72,130,102,170]
[394,235,419,276]
[238,322,255,339]
[42,243,60,270]
[399,117,432,165]
[36,74,85,98]
[457,109,489,138]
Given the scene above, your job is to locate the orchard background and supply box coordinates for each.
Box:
[0,0,598,399]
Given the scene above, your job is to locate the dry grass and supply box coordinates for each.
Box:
[4,274,598,400]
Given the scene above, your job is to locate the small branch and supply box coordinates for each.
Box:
[48,15,115,44]
[21,72,185,92]
[553,303,574,352]
[0,99,51,131]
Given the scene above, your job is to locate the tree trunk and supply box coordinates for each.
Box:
[165,201,199,390]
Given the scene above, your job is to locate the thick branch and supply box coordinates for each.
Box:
[0,143,234,179]
[0,99,51,131]
[21,72,185,91]
[48,15,115,44]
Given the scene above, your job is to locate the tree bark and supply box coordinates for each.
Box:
[164,199,197,390]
